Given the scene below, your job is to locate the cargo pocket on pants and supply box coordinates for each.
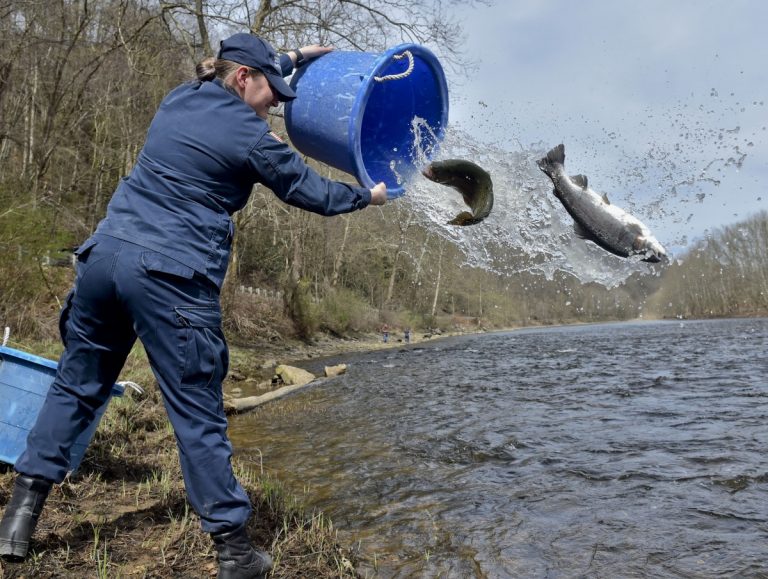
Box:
[174,306,228,390]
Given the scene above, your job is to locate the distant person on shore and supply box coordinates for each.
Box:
[0,32,386,578]
[382,323,390,343]
[404,327,411,344]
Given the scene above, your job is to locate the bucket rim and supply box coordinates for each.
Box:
[0,344,125,396]
[0,345,58,370]
[348,43,449,197]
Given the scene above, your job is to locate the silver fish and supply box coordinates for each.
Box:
[422,159,494,226]
[537,144,667,263]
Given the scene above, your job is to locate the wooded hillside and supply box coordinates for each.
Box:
[1,0,765,345]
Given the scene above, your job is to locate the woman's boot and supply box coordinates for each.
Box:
[212,524,273,579]
[0,474,53,560]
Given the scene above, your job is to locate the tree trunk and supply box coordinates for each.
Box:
[431,241,444,317]
[331,215,350,287]
[385,213,412,304]
[194,0,212,57]
[252,0,273,34]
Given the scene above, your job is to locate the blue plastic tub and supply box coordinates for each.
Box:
[0,345,124,472]
[285,43,449,198]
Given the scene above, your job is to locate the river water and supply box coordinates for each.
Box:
[229,318,768,578]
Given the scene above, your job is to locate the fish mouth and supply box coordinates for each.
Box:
[421,165,434,179]
[642,250,669,264]
[634,237,668,264]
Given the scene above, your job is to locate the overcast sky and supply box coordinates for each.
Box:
[443,0,766,249]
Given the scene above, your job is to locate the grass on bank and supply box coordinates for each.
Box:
[0,343,362,578]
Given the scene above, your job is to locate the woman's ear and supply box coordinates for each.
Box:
[235,66,250,90]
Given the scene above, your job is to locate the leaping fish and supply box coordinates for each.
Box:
[536,144,667,263]
[421,159,494,226]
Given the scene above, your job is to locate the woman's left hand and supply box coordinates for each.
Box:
[297,44,333,60]
[292,44,333,66]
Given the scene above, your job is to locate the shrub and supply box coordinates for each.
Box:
[317,287,377,336]
[284,278,318,341]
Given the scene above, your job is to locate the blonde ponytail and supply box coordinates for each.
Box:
[195,57,217,81]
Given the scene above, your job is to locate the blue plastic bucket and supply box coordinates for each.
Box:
[285,43,449,198]
[0,345,124,472]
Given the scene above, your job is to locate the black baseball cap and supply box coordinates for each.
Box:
[218,33,297,101]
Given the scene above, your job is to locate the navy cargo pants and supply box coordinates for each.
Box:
[15,234,251,533]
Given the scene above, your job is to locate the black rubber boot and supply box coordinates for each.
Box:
[0,474,53,560]
[212,524,273,579]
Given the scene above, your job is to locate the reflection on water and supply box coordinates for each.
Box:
[229,318,768,577]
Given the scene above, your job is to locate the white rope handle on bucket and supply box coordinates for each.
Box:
[374,50,414,82]
[117,380,145,396]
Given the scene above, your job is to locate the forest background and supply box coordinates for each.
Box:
[1,0,767,351]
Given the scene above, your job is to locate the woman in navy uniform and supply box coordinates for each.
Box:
[0,32,387,578]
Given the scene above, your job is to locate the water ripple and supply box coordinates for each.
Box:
[230,318,768,578]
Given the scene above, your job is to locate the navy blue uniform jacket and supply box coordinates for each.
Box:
[94,70,371,288]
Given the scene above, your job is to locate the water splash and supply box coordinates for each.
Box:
[396,89,761,287]
[399,128,660,287]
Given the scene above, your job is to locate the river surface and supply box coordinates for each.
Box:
[229,318,768,578]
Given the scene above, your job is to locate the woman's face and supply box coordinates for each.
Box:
[236,67,279,120]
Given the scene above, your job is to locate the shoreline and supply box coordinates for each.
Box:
[230,327,479,370]
[255,316,693,366]
[231,325,515,378]
[247,319,632,368]
[222,315,767,401]
[279,313,768,363]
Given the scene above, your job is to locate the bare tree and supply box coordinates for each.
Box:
[158,0,481,69]
[647,211,768,319]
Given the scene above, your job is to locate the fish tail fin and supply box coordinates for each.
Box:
[536,144,565,177]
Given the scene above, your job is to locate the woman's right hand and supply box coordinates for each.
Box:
[369,182,387,206]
